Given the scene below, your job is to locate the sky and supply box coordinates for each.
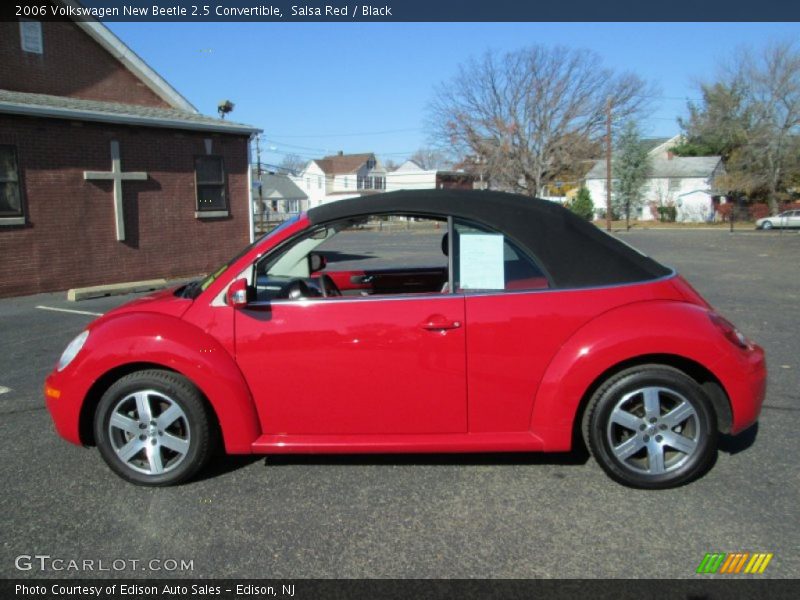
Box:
[107,21,800,167]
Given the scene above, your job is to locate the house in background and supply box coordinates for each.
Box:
[290,152,387,208]
[385,160,476,192]
[251,171,308,232]
[584,135,725,222]
[0,14,259,297]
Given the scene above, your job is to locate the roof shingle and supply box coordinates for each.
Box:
[0,89,260,135]
[585,155,722,180]
[314,153,375,174]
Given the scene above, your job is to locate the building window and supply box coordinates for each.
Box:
[344,177,349,189]
[374,176,385,190]
[668,178,681,192]
[194,156,227,213]
[0,146,25,223]
[358,176,374,190]
[19,20,43,54]
[317,176,322,189]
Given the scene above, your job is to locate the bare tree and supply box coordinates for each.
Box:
[409,147,453,170]
[429,46,654,196]
[737,41,800,212]
[382,158,400,171]
[278,153,307,175]
[677,41,800,212]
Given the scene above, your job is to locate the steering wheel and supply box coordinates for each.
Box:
[318,274,343,298]
[283,279,319,300]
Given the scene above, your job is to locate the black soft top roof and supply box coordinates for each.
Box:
[307,189,671,288]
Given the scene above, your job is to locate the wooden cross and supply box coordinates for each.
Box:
[84,141,147,241]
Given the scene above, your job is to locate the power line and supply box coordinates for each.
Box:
[260,145,428,160]
[264,127,424,138]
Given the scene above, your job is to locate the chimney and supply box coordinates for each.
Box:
[337,150,344,156]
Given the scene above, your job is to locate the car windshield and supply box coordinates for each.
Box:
[180,215,300,299]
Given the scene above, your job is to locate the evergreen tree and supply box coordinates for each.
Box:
[570,187,595,221]
[613,122,651,229]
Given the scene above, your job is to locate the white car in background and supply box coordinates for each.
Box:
[756,210,800,229]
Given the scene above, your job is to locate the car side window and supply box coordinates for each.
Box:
[452,219,548,292]
[253,214,449,301]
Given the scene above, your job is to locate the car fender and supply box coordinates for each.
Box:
[529,300,732,451]
[77,312,260,453]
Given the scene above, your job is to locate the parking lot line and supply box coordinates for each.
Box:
[35,305,103,317]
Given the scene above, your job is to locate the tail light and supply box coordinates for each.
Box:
[709,313,752,350]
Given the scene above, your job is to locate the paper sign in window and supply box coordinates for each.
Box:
[459,233,505,290]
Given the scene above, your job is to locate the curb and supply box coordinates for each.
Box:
[67,277,197,301]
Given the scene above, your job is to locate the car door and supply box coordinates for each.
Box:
[235,218,467,437]
[235,295,466,436]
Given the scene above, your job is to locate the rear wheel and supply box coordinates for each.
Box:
[582,365,717,489]
[94,369,214,486]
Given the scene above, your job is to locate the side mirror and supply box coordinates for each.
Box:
[309,252,327,273]
[226,278,253,307]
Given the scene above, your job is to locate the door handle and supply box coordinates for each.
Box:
[421,315,462,331]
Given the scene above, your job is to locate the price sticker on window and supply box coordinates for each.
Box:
[459,233,505,290]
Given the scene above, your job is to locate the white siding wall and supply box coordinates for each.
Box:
[676,190,715,222]
[586,175,714,221]
[289,162,328,208]
[385,166,437,191]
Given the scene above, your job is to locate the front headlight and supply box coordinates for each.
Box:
[57,330,89,371]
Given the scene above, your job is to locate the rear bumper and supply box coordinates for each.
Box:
[714,343,767,435]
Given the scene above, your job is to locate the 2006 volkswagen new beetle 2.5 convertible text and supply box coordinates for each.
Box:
[45,190,766,488]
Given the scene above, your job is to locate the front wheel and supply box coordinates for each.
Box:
[582,365,717,489]
[94,369,214,486]
[761,220,773,230]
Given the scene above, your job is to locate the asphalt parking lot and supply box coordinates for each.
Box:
[0,229,798,579]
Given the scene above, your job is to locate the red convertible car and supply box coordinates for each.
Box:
[45,190,766,488]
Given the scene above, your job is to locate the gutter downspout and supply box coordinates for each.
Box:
[247,135,255,243]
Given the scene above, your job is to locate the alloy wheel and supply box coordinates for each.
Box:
[107,389,191,476]
[606,386,700,476]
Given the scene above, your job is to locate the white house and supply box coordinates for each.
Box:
[584,135,725,222]
[385,159,477,192]
[290,152,387,208]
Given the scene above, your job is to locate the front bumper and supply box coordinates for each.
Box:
[44,369,88,446]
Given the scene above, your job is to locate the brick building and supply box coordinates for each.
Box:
[0,16,259,297]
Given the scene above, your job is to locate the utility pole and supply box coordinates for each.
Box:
[605,96,613,231]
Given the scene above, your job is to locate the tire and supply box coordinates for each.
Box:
[762,220,773,230]
[582,365,717,489]
[94,369,214,486]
